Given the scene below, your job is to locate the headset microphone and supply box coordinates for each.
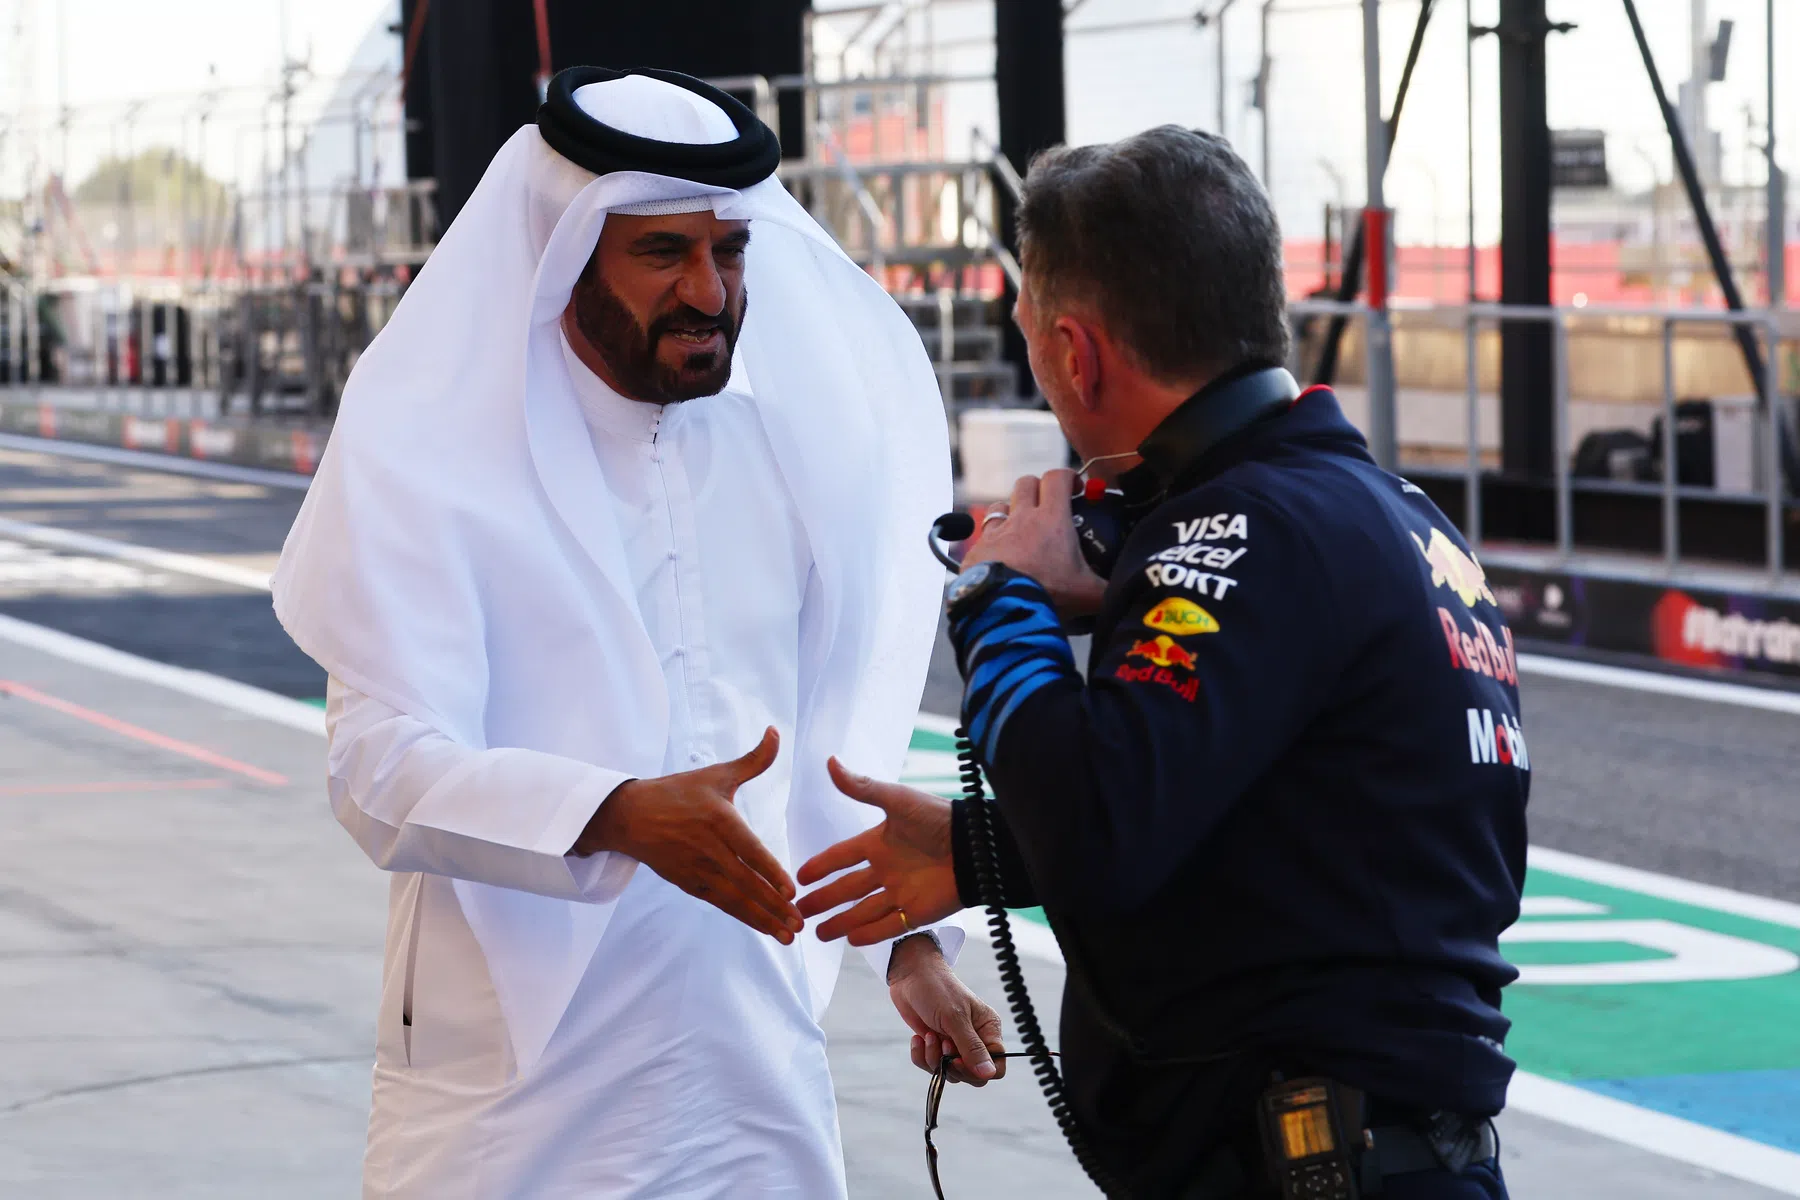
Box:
[927,513,976,571]
[929,485,1128,580]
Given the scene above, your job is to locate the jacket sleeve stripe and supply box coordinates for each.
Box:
[949,574,1079,764]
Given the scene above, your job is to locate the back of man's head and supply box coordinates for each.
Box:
[1016,125,1289,389]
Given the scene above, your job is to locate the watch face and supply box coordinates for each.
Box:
[947,561,993,607]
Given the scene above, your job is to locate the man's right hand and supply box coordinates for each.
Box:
[572,727,804,944]
[795,758,963,945]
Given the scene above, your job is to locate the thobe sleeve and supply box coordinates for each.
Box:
[786,561,966,978]
[324,676,639,903]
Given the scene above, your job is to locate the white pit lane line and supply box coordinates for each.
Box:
[0,517,274,592]
[0,613,324,736]
[0,431,314,491]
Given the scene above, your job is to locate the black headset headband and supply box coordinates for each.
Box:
[536,66,782,190]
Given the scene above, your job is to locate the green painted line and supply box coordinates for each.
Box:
[1509,868,1800,1083]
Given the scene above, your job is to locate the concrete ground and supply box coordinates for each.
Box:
[0,630,1780,1198]
[0,435,1795,1197]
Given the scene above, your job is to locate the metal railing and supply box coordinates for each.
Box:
[1288,298,1796,585]
[7,69,1019,414]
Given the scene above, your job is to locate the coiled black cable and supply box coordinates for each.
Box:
[956,727,1129,1199]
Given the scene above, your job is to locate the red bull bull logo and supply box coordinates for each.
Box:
[1128,635,1199,671]
[1413,527,1496,609]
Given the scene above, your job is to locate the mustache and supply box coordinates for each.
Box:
[648,302,738,347]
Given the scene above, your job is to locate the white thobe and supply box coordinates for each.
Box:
[325,336,959,1198]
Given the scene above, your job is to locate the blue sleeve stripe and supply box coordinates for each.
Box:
[954,596,1027,645]
[950,574,1078,762]
[965,613,1063,662]
[964,627,1073,672]
[956,591,1055,645]
[979,668,1062,761]
[966,648,1069,715]
[969,661,1061,753]
[964,626,1072,680]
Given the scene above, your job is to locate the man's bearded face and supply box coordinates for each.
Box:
[569,211,751,404]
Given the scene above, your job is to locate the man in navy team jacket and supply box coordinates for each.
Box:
[797,125,1526,1199]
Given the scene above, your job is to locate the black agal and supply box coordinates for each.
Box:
[536,66,781,190]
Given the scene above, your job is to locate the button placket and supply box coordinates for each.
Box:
[639,434,694,774]
[659,435,714,769]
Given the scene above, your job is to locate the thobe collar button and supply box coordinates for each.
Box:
[560,331,665,444]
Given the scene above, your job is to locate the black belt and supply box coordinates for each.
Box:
[1180,1113,1498,1199]
[1362,1118,1498,1182]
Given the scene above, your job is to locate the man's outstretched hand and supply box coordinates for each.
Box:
[573,727,804,944]
[796,757,962,946]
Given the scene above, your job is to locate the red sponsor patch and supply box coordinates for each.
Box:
[1113,661,1200,701]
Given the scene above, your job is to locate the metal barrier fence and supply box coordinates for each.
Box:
[8,288,1797,587]
[1288,298,1797,585]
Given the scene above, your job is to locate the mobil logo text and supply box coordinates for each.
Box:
[1467,707,1529,771]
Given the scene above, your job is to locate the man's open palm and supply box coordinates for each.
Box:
[796,758,963,945]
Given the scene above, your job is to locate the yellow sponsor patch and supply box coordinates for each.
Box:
[1142,596,1220,636]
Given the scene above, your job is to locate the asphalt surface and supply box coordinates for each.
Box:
[0,436,1794,1198]
[0,444,320,697]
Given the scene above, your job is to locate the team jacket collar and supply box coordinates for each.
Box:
[1134,375,1373,496]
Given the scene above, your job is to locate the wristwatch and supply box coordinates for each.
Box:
[945,560,1013,618]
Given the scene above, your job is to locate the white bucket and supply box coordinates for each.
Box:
[958,408,1070,501]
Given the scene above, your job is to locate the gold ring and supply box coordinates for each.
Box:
[981,508,1010,526]
[898,908,913,932]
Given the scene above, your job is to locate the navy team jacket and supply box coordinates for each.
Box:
[946,385,1529,1187]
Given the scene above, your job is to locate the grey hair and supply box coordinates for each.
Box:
[1015,125,1290,384]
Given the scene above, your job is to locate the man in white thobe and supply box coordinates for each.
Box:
[273,68,1002,1198]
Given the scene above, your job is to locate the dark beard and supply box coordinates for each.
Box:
[569,275,747,404]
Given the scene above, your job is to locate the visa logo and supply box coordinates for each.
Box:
[1172,513,1249,544]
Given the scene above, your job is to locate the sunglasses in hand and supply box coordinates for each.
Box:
[924,1050,1060,1200]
